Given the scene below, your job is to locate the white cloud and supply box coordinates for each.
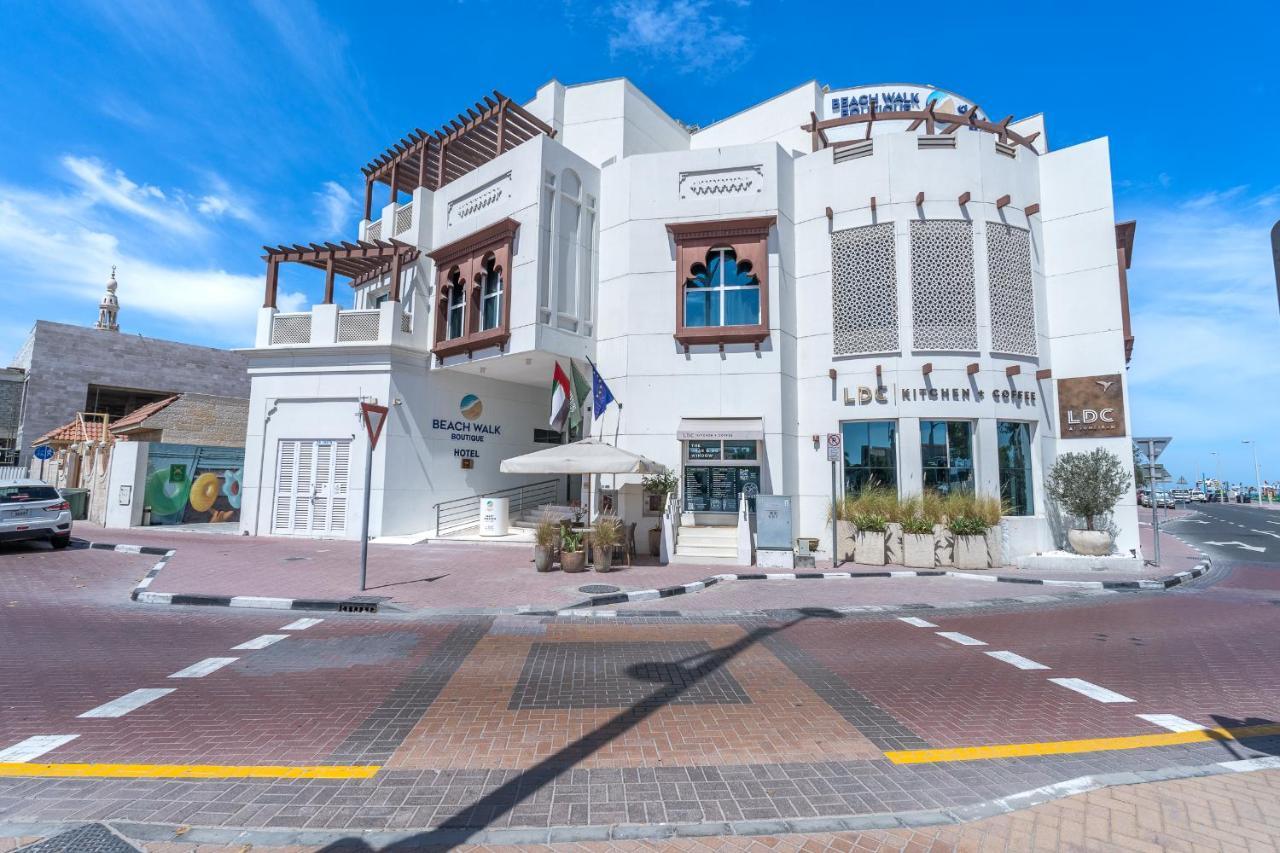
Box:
[61,155,205,236]
[193,174,261,227]
[608,0,751,74]
[1125,186,1280,483]
[314,181,356,237]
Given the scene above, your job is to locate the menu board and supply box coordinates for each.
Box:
[685,466,761,513]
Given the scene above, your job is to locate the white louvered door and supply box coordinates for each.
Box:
[272,439,352,535]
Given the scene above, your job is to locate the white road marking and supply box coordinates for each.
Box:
[898,616,937,628]
[936,631,987,646]
[281,618,323,631]
[168,657,238,679]
[1249,529,1280,540]
[1049,678,1134,703]
[232,634,287,650]
[78,688,175,718]
[985,650,1050,670]
[1136,713,1208,733]
[0,735,79,762]
[1204,541,1266,553]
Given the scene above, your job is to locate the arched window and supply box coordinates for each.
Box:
[479,255,503,332]
[539,168,595,334]
[445,270,465,340]
[685,248,760,329]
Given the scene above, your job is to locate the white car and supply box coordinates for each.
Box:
[0,479,72,549]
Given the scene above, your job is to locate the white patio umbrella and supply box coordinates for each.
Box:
[500,439,666,520]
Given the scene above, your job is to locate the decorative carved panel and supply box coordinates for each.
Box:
[831,223,898,355]
[446,172,512,228]
[678,165,764,200]
[910,219,977,351]
[986,223,1037,356]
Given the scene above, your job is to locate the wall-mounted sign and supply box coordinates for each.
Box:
[432,394,501,445]
[1057,374,1126,439]
[821,84,984,120]
[842,385,1037,406]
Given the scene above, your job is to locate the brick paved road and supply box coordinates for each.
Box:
[0,508,1277,850]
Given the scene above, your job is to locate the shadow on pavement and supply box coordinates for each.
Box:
[319,607,845,852]
[1209,714,1280,762]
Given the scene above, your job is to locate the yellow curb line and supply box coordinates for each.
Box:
[885,723,1280,765]
[0,762,381,779]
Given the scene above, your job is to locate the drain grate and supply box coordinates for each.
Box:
[578,584,621,594]
[338,602,378,613]
[18,824,140,852]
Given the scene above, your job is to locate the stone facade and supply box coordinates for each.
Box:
[9,321,249,465]
[119,394,249,447]
[0,368,23,451]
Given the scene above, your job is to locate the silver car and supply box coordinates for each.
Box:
[0,479,72,548]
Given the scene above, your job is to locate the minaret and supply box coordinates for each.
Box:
[96,266,120,332]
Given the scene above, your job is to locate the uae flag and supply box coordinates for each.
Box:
[549,362,571,432]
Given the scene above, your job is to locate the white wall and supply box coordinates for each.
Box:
[103,441,149,529]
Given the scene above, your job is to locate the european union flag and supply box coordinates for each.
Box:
[590,360,616,419]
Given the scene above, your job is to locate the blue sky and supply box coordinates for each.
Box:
[1,0,1276,485]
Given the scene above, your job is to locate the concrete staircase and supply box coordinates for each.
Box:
[511,505,579,529]
[674,524,739,561]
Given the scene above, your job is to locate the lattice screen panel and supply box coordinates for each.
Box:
[910,220,977,351]
[986,223,1037,355]
[831,223,899,355]
[337,310,380,342]
[270,314,312,345]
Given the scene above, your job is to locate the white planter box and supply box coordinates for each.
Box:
[933,524,953,567]
[836,520,856,562]
[903,533,935,568]
[886,522,903,565]
[855,530,887,566]
[985,525,1003,568]
[954,535,989,569]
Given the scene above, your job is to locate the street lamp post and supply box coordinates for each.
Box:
[1243,440,1263,504]
[1211,451,1222,503]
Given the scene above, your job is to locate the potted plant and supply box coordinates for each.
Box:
[592,515,622,572]
[930,490,956,567]
[560,526,587,573]
[851,513,888,565]
[1045,448,1131,556]
[533,513,559,572]
[949,515,990,569]
[975,494,1005,568]
[642,470,678,556]
[901,504,936,569]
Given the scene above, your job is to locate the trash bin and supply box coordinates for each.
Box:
[61,488,90,521]
[479,497,510,536]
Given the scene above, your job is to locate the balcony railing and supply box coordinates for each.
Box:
[336,310,380,342]
[394,202,414,235]
[365,220,382,241]
[270,312,312,345]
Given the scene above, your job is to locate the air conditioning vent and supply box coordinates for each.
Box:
[917,136,956,150]
[995,141,1017,158]
[833,140,874,163]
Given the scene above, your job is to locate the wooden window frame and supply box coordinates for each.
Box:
[666,216,775,349]
[428,217,519,359]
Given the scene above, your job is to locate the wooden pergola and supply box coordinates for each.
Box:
[361,90,556,218]
[801,103,1041,154]
[261,240,421,308]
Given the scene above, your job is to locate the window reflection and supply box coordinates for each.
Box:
[920,420,973,494]
[841,420,896,495]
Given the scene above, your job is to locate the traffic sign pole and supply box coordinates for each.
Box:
[827,433,842,567]
[358,402,389,592]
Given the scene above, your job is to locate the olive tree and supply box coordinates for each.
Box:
[1045,448,1132,531]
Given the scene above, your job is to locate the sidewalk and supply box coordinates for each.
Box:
[80,522,1211,615]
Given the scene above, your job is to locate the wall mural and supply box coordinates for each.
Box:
[144,443,245,525]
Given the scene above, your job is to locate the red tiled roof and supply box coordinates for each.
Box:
[33,419,107,446]
[109,395,179,434]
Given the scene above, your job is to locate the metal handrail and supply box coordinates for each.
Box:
[433,477,562,537]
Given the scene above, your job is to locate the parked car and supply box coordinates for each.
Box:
[1137,489,1151,508]
[0,479,72,548]
[1156,492,1176,508]
[1190,491,1207,502]
[1171,489,1191,503]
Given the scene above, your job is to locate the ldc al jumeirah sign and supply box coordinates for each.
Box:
[1057,374,1126,438]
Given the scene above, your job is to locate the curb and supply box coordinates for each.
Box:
[91,539,1210,618]
[559,559,1214,612]
[89,542,382,614]
[3,753,1276,849]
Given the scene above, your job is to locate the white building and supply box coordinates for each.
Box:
[240,78,1140,560]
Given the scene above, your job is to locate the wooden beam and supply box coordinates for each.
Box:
[1025,202,1041,217]
[363,181,373,221]
[825,206,833,223]
[958,191,971,206]
[263,259,278,309]
[996,194,1011,209]
[827,368,837,380]
[323,257,335,305]
[915,191,924,206]
[921,362,932,376]
[870,195,876,213]
[1005,364,1021,377]
[389,252,402,303]
[966,362,980,375]
[1035,368,1052,380]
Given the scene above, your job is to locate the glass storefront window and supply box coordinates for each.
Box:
[920,420,974,494]
[841,420,896,495]
[688,440,721,460]
[724,440,757,461]
[998,421,1034,516]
